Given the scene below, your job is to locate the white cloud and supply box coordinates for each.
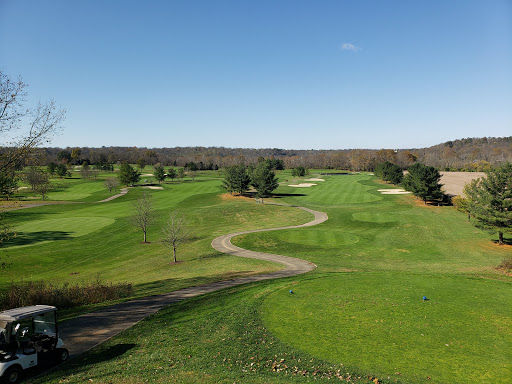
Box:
[341,43,361,52]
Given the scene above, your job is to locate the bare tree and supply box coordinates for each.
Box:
[33,176,52,201]
[104,177,119,193]
[160,211,191,263]
[0,71,65,175]
[187,171,197,181]
[128,192,154,243]
[23,167,51,199]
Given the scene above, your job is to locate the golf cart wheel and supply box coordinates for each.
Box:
[3,366,22,384]
[56,348,69,363]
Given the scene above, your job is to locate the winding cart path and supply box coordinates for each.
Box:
[59,204,327,358]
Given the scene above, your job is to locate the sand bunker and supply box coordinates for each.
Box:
[304,178,325,182]
[377,189,411,195]
[141,173,154,177]
[289,183,317,187]
[143,186,164,190]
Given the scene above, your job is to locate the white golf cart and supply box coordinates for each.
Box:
[0,305,68,383]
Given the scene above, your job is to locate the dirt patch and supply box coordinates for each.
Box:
[220,193,254,202]
[440,171,485,196]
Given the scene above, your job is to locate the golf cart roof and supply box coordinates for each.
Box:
[0,305,56,322]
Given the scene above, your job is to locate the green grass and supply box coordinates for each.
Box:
[0,173,311,304]
[46,177,112,201]
[6,171,512,383]
[229,173,512,383]
[29,281,385,384]
[262,273,512,384]
[6,216,115,248]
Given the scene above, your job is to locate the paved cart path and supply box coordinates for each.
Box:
[59,204,327,358]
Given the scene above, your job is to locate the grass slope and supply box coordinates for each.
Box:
[30,281,385,384]
[10,171,512,383]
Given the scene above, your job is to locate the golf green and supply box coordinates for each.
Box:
[8,217,115,248]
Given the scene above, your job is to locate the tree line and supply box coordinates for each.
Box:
[4,136,511,173]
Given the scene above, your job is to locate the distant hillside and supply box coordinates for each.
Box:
[413,136,512,171]
[9,136,512,171]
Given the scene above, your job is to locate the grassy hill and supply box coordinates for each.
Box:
[23,171,511,384]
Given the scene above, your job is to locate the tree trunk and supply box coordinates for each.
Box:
[173,247,177,263]
[143,230,147,243]
[498,231,504,245]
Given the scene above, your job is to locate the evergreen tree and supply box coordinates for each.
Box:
[118,162,140,186]
[47,162,57,176]
[55,163,68,178]
[222,165,251,195]
[167,167,177,181]
[463,163,512,245]
[291,166,307,177]
[153,165,166,183]
[375,161,403,184]
[185,162,198,171]
[402,163,443,204]
[251,161,279,199]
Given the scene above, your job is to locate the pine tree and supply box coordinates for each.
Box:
[375,161,403,184]
[463,163,512,245]
[250,161,279,200]
[402,163,443,204]
[223,165,251,195]
[153,165,166,184]
[118,162,140,186]
[167,168,177,181]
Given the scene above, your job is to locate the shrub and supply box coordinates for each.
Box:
[0,279,133,310]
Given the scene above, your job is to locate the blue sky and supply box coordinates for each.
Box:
[1,0,511,150]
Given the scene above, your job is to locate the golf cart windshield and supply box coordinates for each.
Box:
[34,311,56,335]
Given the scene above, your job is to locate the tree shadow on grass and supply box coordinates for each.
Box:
[2,231,73,247]
[270,193,307,198]
[493,238,512,246]
[28,343,137,380]
[71,343,137,366]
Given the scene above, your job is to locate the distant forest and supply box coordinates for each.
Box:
[18,136,512,172]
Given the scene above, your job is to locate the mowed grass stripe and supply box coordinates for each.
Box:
[276,175,381,207]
